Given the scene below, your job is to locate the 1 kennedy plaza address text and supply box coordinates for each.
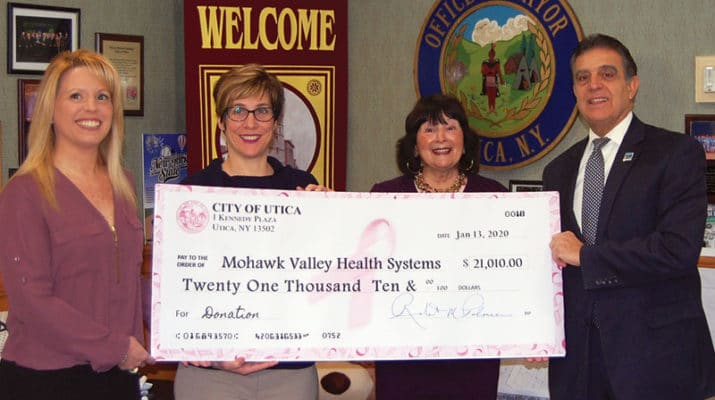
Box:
[210,202,301,233]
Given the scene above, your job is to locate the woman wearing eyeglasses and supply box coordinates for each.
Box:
[174,64,328,400]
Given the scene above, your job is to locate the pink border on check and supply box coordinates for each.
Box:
[149,185,565,361]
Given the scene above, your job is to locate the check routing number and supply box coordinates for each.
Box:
[150,184,565,361]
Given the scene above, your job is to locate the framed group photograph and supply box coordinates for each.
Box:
[17,79,41,164]
[685,114,715,161]
[509,180,543,192]
[7,3,80,74]
[96,33,144,116]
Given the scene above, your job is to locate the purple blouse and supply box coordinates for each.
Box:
[0,171,144,372]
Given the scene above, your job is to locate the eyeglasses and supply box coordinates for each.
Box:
[224,105,274,122]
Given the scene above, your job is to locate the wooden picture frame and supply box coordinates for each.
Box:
[509,179,543,192]
[95,33,144,116]
[7,3,80,74]
[0,120,3,187]
[17,79,41,165]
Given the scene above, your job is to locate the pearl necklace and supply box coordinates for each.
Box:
[414,172,466,193]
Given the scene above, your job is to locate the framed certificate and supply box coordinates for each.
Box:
[95,33,144,116]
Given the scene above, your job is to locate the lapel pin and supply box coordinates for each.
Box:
[622,152,634,162]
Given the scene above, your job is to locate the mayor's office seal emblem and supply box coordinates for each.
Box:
[177,200,209,233]
[415,0,583,169]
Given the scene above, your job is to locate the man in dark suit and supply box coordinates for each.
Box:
[543,33,715,399]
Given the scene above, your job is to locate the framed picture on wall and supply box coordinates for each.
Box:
[95,33,144,116]
[17,79,41,164]
[7,3,80,74]
[0,120,3,187]
[685,114,715,160]
[687,114,715,203]
[509,180,543,192]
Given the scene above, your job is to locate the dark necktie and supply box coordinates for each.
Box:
[581,137,610,245]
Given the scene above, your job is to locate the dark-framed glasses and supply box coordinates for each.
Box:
[225,105,274,122]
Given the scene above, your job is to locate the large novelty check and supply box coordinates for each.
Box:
[150,184,564,361]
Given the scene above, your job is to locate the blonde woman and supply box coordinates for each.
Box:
[0,49,150,400]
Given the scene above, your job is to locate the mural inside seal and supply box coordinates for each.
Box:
[415,0,583,169]
[443,6,554,138]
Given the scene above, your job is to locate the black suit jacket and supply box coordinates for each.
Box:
[543,116,715,400]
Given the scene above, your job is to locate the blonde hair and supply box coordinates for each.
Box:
[13,49,136,209]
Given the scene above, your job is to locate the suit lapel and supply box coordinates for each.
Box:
[596,116,646,241]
